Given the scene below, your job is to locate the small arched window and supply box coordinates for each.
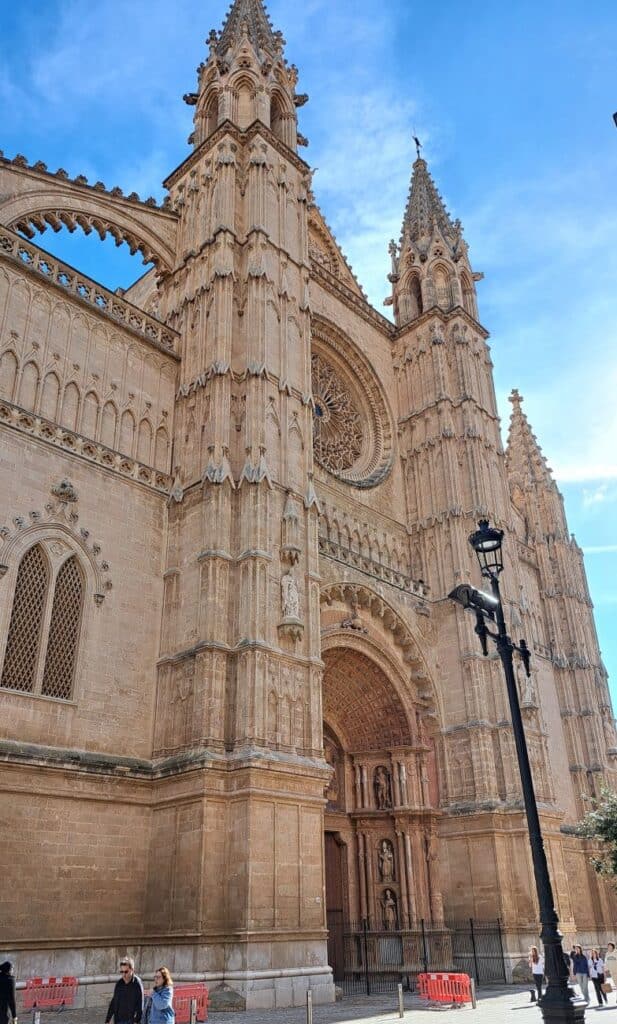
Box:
[409,274,423,319]
[270,93,287,143]
[1,544,85,701]
[236,82,254,129]
[433,265,452,310]
[202,92,219,141]
[461,272,476,318]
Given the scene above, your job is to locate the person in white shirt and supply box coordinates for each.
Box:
[605,942,617,1003]
[529,946,545,1003]
[588,949,608,1006]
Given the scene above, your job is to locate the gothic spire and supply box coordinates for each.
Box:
[216,0,282,58]
[388,151,478,327]
[505,389,556,490]
[402,157,457,246]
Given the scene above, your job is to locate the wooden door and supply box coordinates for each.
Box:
[325,832,345,981]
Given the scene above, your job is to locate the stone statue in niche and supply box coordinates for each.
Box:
[381,888,398,931]
[516,659,536,706]
[416,709,429,746]
[374,765,392,810]
[378,839,395,882]
[324,740,340,809]
[281,570,300,620]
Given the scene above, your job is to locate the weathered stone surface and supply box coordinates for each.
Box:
[208,984,246,1012]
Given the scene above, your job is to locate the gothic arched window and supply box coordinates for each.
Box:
[1,544,49,693]
[41,556,84,700]
[1,543,85,701]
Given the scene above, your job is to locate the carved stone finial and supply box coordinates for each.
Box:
[51,479,78,503]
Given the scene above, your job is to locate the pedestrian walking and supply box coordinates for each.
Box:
[105,958,144,1024]
[572,944,590,1003]
[588,949,608,1006]
[528,946,545,1004]
[0,962,17,1024]
[605,942,617,1002]
[148,968,174,1024]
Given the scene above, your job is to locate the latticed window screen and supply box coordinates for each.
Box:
[1,544,49,692]
[41,556,84,700]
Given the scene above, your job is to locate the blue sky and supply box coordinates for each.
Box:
[2,1,616,697]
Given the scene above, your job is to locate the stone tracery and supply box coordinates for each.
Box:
[310,318,394,488]
[311,351,363,473]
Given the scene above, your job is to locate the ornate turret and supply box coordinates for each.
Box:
[184,0,306,150]
[388,155,481,327]
[506,388,556,494]
[505,388,570,549]
[505,390,617,809]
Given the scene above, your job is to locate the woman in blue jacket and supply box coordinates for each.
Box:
[149,968,174,1024]
[572,946,590,1003]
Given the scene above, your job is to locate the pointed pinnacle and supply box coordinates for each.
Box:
[216,0,280,58]
[506,389,554,488]
[402,156,456,244]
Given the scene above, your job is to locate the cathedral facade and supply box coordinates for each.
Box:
[1,0,615,1010]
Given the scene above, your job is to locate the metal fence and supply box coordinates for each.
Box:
[327,913,506,995]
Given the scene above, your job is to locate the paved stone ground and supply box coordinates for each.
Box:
[29,988,617,1024]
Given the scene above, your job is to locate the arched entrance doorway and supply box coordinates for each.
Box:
[321,637,442,980]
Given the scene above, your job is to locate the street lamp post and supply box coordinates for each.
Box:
[450,520,585,1023]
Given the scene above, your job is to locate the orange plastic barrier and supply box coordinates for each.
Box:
[418,972,472,1005]
[23,977,79,1010]
[172,984,209,1023]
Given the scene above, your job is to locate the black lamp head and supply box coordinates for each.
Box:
[468,518,504,578]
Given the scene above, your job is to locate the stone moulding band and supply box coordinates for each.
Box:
[14,967,333,992]
[0,226,179,357]
[0,399,173,495]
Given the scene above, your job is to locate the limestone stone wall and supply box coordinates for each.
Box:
[0,250,177,476]
[0,430,166,758]
[1,763,150,943]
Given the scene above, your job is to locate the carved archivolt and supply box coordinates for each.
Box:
[0,494,112,603]
[320,581,439,724]
[311,317,394,488]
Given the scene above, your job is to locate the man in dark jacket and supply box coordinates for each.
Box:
[0,961,17,1024]
[105,958,143,1024]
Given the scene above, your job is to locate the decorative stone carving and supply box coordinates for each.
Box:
[312,351,363,473]
[374,765,392,810]
[324,736,341,810]
[169,468,184,504]
[381,888,398,930]
[281,491,301,565]
[279,570,303,642]
[51,479,78,503]
[281,571,300,619]
[340,594,368,634]
[310,321,394,488]
[378,839,395,882]
[517,660,536,707]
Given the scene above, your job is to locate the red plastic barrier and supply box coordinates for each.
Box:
[23,977,79,1010]
[418,972,472,1005]
[172,984,209,1023]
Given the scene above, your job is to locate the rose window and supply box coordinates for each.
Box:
[312,353,363,472]
[310,327,394,488]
